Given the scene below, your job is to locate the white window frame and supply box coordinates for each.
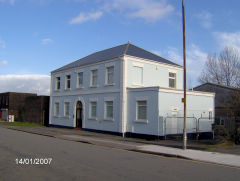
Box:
[105,66,114,86]
[169,72,176,88]
[132,66,143,86]
[77,72,84,88]
[54,102,60,117]
[55,77,61,91]
[90,69,98,87]
[64,102,70,117]
[135,100,148,123]
[65,74,71,90]
[89,101,97,120]
[104,100,114,121]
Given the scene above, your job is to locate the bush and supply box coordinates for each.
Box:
[213,125,230,138]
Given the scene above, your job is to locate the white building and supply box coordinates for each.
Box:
[50,43,215,137]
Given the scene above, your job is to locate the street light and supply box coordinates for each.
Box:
[182,0,187,150]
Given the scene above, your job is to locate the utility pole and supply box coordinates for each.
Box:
[182,0,187,150]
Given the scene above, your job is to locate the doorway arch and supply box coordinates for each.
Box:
[75,101,83,128]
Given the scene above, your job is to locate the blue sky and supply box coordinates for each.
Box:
[0,0,240,95]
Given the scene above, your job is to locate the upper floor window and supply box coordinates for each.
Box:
[169,72,176,88]
[54,102,59,117]
[133,66,143,85]
[55,77,60,90]
[65,75,71,89]
[91,69,98,87]
[64,102,70,117]
[106,66,114,85]
[137,100,147,120]
[77,72,83,88]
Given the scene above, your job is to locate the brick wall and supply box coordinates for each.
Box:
[0,92,49,125]
[24,96,49,125]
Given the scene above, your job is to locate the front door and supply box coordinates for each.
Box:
[76,101,82,128]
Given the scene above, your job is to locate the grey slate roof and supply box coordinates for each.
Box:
[52,43,182,73]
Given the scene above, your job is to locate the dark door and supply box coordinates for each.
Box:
[76,101,82,128]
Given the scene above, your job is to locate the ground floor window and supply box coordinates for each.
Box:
[90,101,97,119]
[54,102,59,117]
[137,100,147,120]
[64,102,70,117]
[104,101,113,120]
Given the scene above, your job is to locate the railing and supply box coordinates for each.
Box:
[163,116,214,139]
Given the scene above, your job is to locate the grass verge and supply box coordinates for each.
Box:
[0,121,43,127]
[204,141,235,151]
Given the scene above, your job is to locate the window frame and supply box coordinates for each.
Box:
[90,69,98,87]
[64,102,70,117]
[104,100,114,121]
[55,77,61,90]
[136,100,148,123]
[169,72,176,88]
[89,101,97,120]
[77,72,84,88]
[132,66,143,86]
[105,66,114,85]
[54,102,60,117]
[65,74,71,90]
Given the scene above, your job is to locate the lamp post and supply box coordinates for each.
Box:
[182,0,187,150]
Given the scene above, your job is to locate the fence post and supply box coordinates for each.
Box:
[164,118,167,140]
[196,117,199,140]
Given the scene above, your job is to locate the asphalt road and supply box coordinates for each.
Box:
[0,127,239,181]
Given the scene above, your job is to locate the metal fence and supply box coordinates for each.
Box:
[163,116,214,139]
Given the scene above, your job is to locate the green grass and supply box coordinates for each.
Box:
[204,141,235,152]
[0,121,43,127]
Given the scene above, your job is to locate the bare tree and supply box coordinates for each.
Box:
[199,46,240,88]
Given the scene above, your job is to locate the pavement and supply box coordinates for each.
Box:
[1,123,240,168]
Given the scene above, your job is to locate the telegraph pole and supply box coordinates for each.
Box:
[182,0,187,150]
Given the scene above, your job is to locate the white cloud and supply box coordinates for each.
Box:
[0,74,50,95]
[195,11,212,28]
[0,0,15,5]
[214,31,240,50]
[0,39,6,48]
[69,11,103,24]
[41,38,53,45]
[0,60,8,65]
[103,0,174,22]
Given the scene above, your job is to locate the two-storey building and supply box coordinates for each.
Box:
[50,43,215,137]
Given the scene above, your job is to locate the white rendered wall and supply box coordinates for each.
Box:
[126,57,183,90]
[50,59,121,132]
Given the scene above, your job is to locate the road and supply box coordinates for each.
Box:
[0,127,239,181]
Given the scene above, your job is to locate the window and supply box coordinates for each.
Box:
[64,102,70,117]
[77,72,83,88]
[104,101,113,119]
[65,75,71,89]
[106,66,114,85]
[137,101,147,120]
[90,101,97,119]
[133,66,143,85]
[209,111,213,119]
[56,77,60,90]
[91,69,98,87]
[54,102,59,117]
[169,72,176,88]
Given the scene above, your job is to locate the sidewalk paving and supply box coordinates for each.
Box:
[1,124,240,168]
[136,145,240,168]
